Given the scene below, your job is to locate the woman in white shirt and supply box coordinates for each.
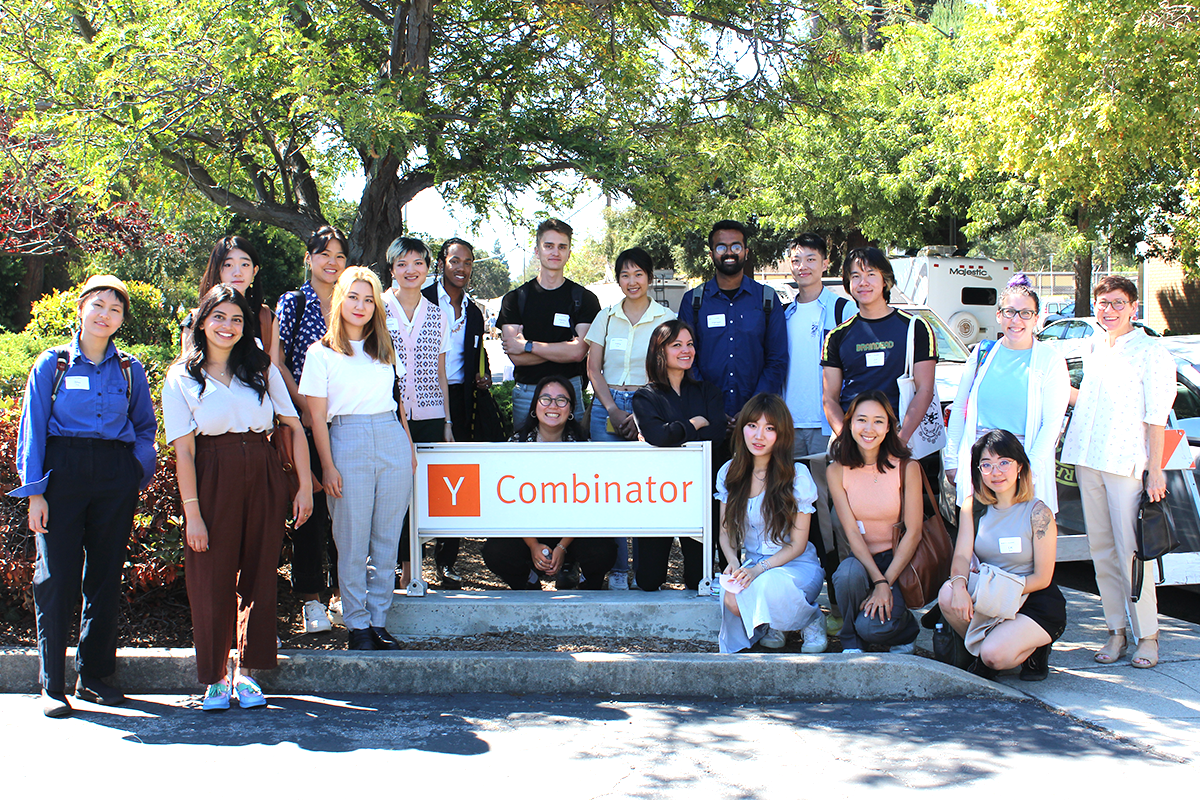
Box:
[164,285,313,711]
[381,237,452,588]
[585,247,675,589]
[945,274,1070,513]
[300,267,417,652]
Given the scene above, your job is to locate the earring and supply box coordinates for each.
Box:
[568,412,575,420]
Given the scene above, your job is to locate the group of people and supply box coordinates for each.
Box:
[12,214,1175,718]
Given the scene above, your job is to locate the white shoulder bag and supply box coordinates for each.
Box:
[897,314,946,459]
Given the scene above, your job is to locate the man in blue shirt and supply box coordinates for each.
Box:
[679,220,788,424]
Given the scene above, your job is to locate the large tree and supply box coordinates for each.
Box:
[1,0,849,270]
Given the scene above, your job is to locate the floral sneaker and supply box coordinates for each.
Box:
[233,675,267,709]
[202,680,231,712]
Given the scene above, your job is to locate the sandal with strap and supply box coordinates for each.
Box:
[1131,636,1159,669]
[1094,629,1127,664]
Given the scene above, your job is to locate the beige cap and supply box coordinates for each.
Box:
[78,274,130,308]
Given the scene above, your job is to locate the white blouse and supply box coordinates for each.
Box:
[299,339,404,421]
[162,362,297,444]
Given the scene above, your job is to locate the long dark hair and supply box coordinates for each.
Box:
[178,285,271,401]
[723,394,798,550]
[830,390,910,472]
[515,375,587,441]
[645,319,698,389]
[199,235,263,340]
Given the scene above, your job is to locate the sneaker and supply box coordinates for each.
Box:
[609,572,629,590]
[555,562,580,591]
[437,565,463,590]
[889,643,916,655]
[202,680,231,712]
[233,676,266,709]
[302,600,332,634]
[760,627,787,649]
[327,596,343,625]
[841,648,864,654]
[800,614,828,654]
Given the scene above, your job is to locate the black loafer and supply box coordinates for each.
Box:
[437,565,463,590]
[370,626,403,650]
[42,690,72,718]
[347,628,376,651]
[75,675,126,706]
[1020,644,1051,682]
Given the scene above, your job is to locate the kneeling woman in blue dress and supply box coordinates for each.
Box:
[717,393,826,653]
[938,429,1065,680]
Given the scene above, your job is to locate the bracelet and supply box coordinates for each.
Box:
[871,578,888,587]
[759,559,772,571]
[949,575,969,587]
[182,498,199,505]
[554,544,566,551]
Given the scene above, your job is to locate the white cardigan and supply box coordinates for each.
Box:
[944,339,1070,512]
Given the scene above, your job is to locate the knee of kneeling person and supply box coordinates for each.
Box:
[979,638,1017,671]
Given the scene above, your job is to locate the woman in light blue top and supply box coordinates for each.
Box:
[717,394,826,653]
[945,275,1070,512]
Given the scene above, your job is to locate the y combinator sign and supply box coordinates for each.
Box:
[415,442,711,535]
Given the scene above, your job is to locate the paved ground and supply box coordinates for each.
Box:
[1,692,1187,796]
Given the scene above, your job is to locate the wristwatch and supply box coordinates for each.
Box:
[524,341,534,353]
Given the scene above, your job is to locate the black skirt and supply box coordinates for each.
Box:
[1019,582,1068,642]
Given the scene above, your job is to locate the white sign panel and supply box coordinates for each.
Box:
[415,441,711,535]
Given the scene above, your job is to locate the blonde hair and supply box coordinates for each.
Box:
[320,267,395,365]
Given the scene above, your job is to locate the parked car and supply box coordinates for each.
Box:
[1043,301,1092,324]
[937,346,1200,585]
[1035,317,1159,360]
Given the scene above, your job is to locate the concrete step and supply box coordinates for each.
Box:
[386,588,720,640]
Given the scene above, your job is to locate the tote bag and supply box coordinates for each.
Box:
[897,314,947,459]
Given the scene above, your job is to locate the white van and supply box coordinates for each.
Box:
[889,246,1014,345]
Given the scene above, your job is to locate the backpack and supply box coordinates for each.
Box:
[516,281,589,392]
[50,347,132,404]
[281,289,307,373]
[692,282,776,316]
[834,296,849,326]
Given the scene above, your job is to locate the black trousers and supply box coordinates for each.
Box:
[398,417,460,568]
[483,537,616,589]
[288,430,334,594]
[34,438,140,693]
[636,536,704,592]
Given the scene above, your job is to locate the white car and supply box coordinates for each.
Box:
[1035,316,1160,360]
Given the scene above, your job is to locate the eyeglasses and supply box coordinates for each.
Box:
[537,394,570,408]
[999,307,1037,320]
[713,243,744,255]
[1096,299,1130,311]
[978,459,1016,475]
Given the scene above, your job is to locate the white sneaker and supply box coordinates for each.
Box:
[800,614,828,654]
[302,600,332,634]
[327,596,343,625]
[760,627,787,649]
[608,572,629,590]
[841,648,864,654]
[889,642,916,655]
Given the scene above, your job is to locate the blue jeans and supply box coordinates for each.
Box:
[512,375,584,430]
[590,389,638,575]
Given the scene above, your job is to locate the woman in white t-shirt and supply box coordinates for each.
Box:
[381,237,451,587]
[164,284,313,711]
[300,267,417,652]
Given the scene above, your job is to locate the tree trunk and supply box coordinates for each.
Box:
[346,152,436,272]
[14,254,45,331]
[1074,204,1092,313]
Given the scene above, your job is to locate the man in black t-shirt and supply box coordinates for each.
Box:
[498,218,601,424]
[821,247,937,444]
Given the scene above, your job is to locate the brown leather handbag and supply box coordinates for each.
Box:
[271,419,301,497]
[892,460,955,608]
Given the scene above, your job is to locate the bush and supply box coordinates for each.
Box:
[27,279,180,349]
[491,380,515,437]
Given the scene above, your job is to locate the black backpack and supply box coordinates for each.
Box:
[50,347,132,404]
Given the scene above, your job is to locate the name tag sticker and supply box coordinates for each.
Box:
[386,316,400,331]
[609,337,628,351]
[998,537,1022,554]
[553,313,571,328]
[865,352,885,368]
[473,335,480,348]
[64,376,90,391]
[707,314,726,328]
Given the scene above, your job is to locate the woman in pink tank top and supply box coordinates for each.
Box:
[827,391,923,653]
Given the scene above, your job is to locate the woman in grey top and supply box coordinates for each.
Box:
[938,430,1066,680]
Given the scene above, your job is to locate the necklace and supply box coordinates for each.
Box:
[753,469,767,480]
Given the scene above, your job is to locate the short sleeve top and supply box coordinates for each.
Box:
[275,282,326,379]
[714,461,818,556]
[821,309,936,412]
[497,278,601,384]
[162,362,297,443]
[298,339,404,421]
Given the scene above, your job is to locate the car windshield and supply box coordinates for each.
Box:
[910,308,970,362]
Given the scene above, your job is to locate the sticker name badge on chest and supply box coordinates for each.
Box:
[865,351,886,368]
[998,537,1023,554]
[553,312,571,328]
[707,314,726,328]
[608,337,628,351]
[386,316,400,332]
[64,376,90,391]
